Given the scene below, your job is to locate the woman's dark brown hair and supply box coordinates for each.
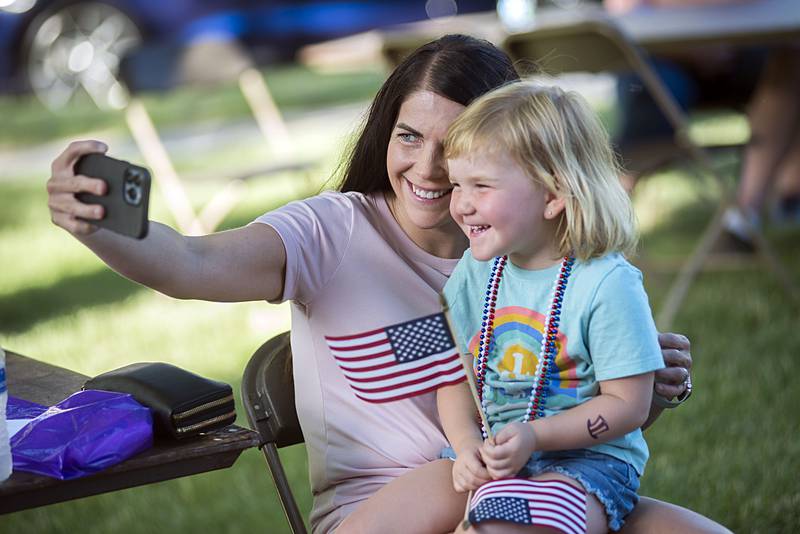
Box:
[337,34,520,194]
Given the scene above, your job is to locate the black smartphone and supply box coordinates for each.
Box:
[75,154,151,239]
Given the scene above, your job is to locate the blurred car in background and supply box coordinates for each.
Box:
[0,0,495,109]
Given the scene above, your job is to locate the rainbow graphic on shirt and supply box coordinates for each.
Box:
[467,306,579,398]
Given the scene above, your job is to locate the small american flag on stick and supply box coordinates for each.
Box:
[469,478,587,534]
[325,312,466,403]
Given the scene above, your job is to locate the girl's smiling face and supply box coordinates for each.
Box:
[385,90,466,257]
[448,149,565,270]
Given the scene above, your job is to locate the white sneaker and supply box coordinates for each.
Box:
[722,206,760,241]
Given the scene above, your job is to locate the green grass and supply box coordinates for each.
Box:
[630,167,800,532]
[1,96,799,533]
[0,63,383,149]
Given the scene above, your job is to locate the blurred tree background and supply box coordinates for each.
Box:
[0,59,798,534]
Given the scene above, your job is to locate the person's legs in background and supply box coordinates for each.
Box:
[772,127,800,223]
[723,46,800,250]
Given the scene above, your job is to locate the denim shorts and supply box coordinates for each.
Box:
[441,447,639,531]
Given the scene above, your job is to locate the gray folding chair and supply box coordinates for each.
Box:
[241,331,308,534]
[503,17,799,329]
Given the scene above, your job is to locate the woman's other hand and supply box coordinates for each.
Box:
[655,332,692,400]
[47,140,109,235]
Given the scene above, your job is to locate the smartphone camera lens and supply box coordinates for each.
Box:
[125,168,143,186]
[123,169,144,206]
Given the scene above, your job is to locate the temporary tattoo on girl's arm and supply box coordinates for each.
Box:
[587,415,609,439]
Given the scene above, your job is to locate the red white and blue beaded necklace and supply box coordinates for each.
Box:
[476,255,575,435]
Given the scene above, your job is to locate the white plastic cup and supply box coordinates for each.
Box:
[0,347,12,482]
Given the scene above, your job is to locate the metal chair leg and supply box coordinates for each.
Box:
[657,199,731,330]
[657,197,800,330]
[260,442,307,534]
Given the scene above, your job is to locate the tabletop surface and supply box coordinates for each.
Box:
[5,350,89,406]
[613,0,800,45]
[1,350,261,514]
[379,0,800,55]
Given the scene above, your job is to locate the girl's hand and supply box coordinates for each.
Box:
[655,332,692,399]
[47,140,109,236]
[452,441,491,493]
[480,422,536,480]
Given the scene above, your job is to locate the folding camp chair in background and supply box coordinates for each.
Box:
[242,331,308,534]
[503,16,799,329]
[120,40,318,236]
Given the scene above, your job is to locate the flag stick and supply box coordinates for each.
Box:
[439,293,494,530]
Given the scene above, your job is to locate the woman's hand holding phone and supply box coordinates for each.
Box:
[48,140,151,239]
[47,140,110,236]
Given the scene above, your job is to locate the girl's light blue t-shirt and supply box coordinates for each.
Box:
[443,251,664,475]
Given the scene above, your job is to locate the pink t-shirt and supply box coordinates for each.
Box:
[254,191,458,532]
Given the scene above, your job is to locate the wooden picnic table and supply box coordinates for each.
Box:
[0,350,260,514]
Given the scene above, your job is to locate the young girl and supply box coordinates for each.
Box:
[437,81,664,533]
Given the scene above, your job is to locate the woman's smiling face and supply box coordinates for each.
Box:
[385,90,466,255]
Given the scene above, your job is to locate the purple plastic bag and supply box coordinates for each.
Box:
[6,396,48,419]
[9,390,153,480]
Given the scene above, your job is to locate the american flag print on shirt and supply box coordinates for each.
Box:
[469,478,587,534]
[324,312,466,403]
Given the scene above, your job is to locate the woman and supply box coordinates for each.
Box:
[48,35,719,533]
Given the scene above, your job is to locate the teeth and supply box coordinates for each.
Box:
[470,225,489,233]
[411,182,450,200]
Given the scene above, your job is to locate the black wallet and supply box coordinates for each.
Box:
[84,362,236,440]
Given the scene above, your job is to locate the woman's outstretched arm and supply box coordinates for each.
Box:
[47,140,286,302]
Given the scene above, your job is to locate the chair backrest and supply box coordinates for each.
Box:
[505,17,709,176]
[242,331,303,448]
[505,18,634,75]
[241,331,307,534]
[504,17,691,139]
